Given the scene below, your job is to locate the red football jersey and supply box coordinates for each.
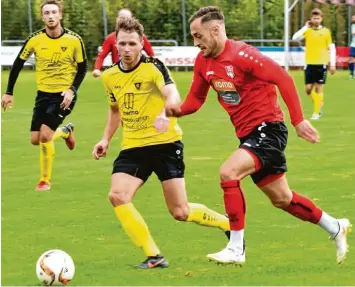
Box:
[94,32,155,70]
[180,40,304,138]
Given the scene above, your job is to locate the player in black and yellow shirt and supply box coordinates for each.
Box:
[292,8,336,120]
[1,0,88,191]
[92,17,230,269]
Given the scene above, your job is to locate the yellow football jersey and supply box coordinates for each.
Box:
[304,27,332,65]
[19,28,86,93]
[102,55,182,150]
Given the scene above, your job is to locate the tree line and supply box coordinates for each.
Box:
[1,0,352,65]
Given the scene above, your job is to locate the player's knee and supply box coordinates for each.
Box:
[170,206,189,221]
[305,87,312,95]
[108,188,130,206]
[39,130,53,142]
[31,138,40,145]
[220,164,240,181]
[270,193,292,209]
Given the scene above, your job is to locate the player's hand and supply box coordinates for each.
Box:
[165,104,182,117]
[92,139,109,160]
[1,93,14,112]
[154,115,170,133]
[60,89,75,110]
[295,120,320,144]
[330,66,336,75]
[305,20,311,27]
[92,69,101,78]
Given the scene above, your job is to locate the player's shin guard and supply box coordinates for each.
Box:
[282,191,322,224]
[114,203,161,257]
[39,141,55,183]
[221,180,246,231]
[311,91,323,115]
[187,203,230,232]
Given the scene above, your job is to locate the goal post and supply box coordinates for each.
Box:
[284,0,301,70]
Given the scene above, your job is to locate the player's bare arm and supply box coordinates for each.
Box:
[329,43,336,75]
[92,105,121,160]
[155,83,181,132]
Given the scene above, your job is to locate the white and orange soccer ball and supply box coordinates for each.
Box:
[36,249,75,286]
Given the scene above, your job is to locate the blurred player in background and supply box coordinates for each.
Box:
[92,8,155,78]
[92,16,230,269]
[166,6,351,266]
[1,0,87,191]
[292,8,336,120]
[349,15,355,79]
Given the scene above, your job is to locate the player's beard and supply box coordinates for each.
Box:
[46,21,60,30]
[208,39,219,58]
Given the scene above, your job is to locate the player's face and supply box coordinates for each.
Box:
[310,15,322,27]
[190,18,218,58]
[41,4,62,30]
[117,30,143,67]
[352,15,355,24]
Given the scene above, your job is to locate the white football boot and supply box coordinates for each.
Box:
[310,113,320,120]
[207,247,245,265]
[333,218,352,264]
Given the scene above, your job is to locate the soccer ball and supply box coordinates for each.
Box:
[36,249,75,286]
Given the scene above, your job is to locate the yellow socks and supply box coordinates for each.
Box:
[187,203,230,232]
[52,127,69,141]
[311,91,323,115]
[114,203,160,257]
[39,141,55,183]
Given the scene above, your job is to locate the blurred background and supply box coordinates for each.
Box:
[1,0,354,68]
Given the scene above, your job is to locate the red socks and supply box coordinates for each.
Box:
[221,180,246,230]
[283,191,322,224]
[221,180,322,229]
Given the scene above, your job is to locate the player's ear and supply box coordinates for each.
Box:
[212,24,220,36]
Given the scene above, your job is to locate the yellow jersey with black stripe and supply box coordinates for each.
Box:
[102,55,182,150]
[19,28,86,93]
[304,27,332,65]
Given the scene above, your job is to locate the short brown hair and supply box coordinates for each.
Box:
[189,6,224,24]
[311,8,323,17]
[116,17,144,39]
[40,0,63,13]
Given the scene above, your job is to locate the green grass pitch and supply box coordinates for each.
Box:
[1,70,354,286]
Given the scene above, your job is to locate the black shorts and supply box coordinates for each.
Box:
[112,141,185,182]
[304,64,327,85]
[30,91,76,131]
[239,122,288,185]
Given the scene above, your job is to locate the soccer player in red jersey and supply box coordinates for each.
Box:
[92,8,154,78]
[166,6,351,265]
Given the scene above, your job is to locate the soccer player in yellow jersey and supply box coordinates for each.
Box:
[1,0,88,191]
[292,8,336,120]
[92,17,230,269]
